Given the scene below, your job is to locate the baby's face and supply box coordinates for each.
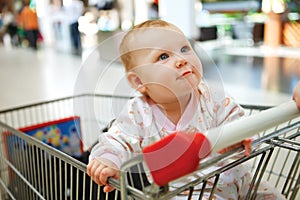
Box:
[127,27,203,104]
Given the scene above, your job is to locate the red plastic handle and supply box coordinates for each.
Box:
[142,132,211,186]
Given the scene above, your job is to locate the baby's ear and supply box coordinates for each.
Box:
[127,72,146,93]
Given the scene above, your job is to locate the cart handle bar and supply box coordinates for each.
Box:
[143,100,300,186]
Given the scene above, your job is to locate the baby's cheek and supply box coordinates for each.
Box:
[195,64,203,77]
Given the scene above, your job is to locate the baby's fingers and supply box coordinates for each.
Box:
[87,160,106,185]
[100,167,119,192]
[87,159,100,177]
[218,143,241,154]
[103,185,115,193]
[243,138,252,156]
[100,167,118,185]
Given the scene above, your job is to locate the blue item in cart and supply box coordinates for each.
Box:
[19,116,83,157]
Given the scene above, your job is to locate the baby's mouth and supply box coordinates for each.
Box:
[177,71,192,79]
[182,71,192,76]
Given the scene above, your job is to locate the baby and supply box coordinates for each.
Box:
[87,19,285,199]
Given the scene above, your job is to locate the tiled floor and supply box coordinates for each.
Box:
[0,46,82,110]
[0,40,299,111]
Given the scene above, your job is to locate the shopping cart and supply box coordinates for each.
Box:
[0,93,299,200]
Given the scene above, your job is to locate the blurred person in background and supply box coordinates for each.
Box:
[64,0,84,55]
[0,5,18,47]
[19,1,39,50]
[148,1,158,19]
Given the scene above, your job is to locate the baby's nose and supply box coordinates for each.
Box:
[175,57,187,68]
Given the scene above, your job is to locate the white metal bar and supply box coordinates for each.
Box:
[206,100,300,152]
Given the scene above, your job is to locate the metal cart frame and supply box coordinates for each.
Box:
[0,94,299,200]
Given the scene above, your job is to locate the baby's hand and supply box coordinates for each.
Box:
[218,138,252,156]
[87,158,120,192]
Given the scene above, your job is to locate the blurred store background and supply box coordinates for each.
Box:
[1,0,299,51]
[0,0,300,107]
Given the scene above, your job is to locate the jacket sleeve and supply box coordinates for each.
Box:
[215,93,245,125]
[88,97,159,168]
[198,81,245,126]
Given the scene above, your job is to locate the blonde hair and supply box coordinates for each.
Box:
[119,20,182,71]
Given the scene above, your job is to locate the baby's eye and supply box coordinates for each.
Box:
[181,46,189,53]
[159,53,169,61]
